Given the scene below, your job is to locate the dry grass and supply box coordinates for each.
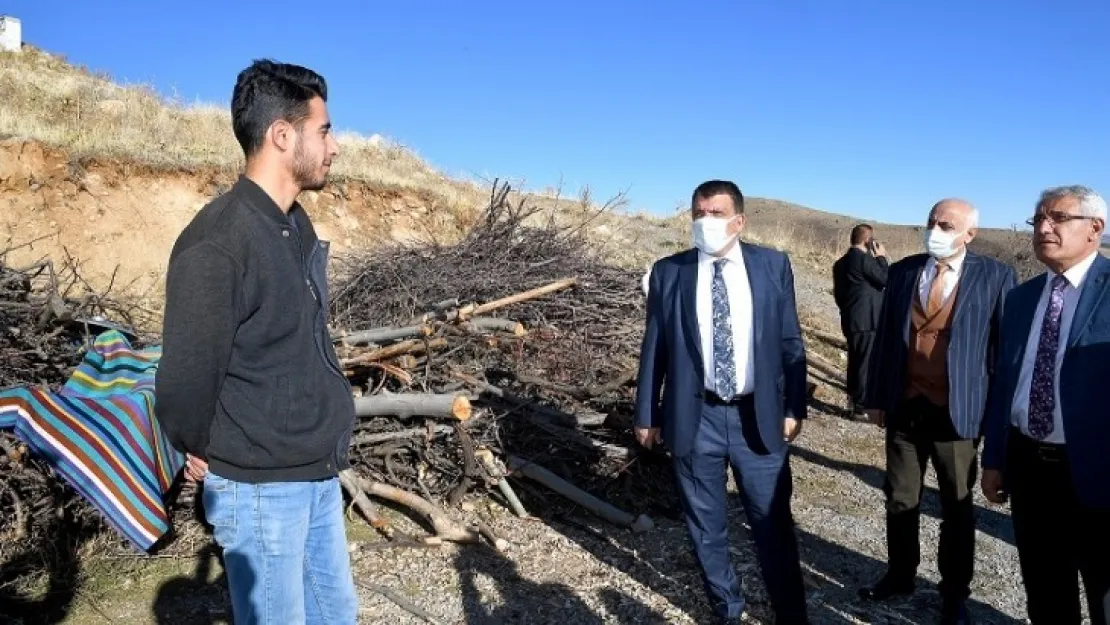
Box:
[0,46,491,208]
[0,46,672,274]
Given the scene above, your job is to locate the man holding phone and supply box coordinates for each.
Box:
[832,224,889,418]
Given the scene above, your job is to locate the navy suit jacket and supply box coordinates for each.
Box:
[865,251,1017,439]
[634,243,808,458]
[982,253,1110,509]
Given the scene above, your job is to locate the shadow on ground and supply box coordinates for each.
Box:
[150,542,230,625]
[0,491,101,625]
[515,457,1024,624]
[790,445,1015,547]
[488,388,1024,625]
[453,542,669,624]
[150,491,231,625]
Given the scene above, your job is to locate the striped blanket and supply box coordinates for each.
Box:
[0,330,185,552]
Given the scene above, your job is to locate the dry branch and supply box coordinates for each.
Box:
[340,337,448,368]
[354,393,472,421]
[507,456,654,533]
[461,317,526,336]
[808,351,847,385]
[802,324,848,351]
[337,323,432,347]
[351,472,478,544]
[464,278,578,318]
[475,448,528,518]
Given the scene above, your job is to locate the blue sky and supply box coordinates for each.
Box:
[7,1,1109,229]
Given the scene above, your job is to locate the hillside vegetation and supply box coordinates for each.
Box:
[0,44,1050,318]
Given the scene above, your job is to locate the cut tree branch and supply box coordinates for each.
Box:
[354,392,472,421]
[336,323,432,347]
[341,337,448,368]
[507,456,653,533]
[352,472,479,544]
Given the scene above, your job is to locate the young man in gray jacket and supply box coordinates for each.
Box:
[155,59,357,624]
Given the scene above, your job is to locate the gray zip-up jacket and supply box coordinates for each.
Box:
[155,175,355,483]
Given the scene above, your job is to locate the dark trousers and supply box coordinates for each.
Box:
[1007,428,1110,625]
[673,395,807,622]
[845,330,875,411]
[883,395,977,602]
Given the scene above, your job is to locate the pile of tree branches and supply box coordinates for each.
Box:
[0,249,148,602]
[327,181,670,546]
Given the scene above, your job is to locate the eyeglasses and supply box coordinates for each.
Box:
[1025,212,1098,227]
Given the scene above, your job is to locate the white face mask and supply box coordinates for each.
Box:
[692,216,740,255]
[923,227,964,259]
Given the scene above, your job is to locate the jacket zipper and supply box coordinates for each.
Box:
[304,239,356,470]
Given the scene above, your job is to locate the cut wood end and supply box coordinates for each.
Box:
[452,394,473,421]
[511,322,525,336]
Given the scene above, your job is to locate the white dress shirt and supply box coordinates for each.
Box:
[1010,250,1099,444]
[917,250,966,309]
[696,245,755,396]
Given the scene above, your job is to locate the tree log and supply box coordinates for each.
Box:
[458,278,578,320]
[431,298,460,312]
[337,324,432,347]
[341,337,447,368]
[507,456,654,533]
[801,324,848,351]
[453,371,583,427]
[808,351,847,385]
[354,392,472,421]
[461,317,526,336]
[352,473,479,544]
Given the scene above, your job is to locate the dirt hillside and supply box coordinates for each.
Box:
[0,138,485,308]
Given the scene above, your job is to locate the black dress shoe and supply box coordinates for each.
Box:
[941,601,972,625]
[858,575,915,601]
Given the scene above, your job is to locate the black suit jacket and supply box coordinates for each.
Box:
[832,248,888,333]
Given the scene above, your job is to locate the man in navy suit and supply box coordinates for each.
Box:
[981,185,1110,625]
[635,180,809,624]
[860,199,1017,624]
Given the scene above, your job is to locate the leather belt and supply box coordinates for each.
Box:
[1009,426,1067,462]
[703,390,753,406]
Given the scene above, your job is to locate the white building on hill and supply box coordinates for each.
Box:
[0,16,21,53]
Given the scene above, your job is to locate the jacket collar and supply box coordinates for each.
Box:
[233,175,308,228]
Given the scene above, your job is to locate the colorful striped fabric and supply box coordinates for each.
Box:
[0,330,185,552]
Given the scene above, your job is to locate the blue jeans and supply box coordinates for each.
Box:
[202,473,359,624]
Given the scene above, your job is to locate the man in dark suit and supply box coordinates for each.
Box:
[981,185,1110,625]
[635,180,809,624]
[861,198,1017,623]
[832,224,889,417]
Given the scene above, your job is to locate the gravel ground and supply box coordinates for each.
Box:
[338,407,1028,625]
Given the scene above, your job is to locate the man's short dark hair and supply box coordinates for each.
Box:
[231,59,328,157]
[692,180,745,214]
[850,223,873,246]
